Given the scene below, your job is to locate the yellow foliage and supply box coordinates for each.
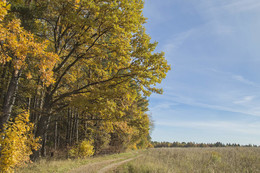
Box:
[0,1,9,21]
[129,144,138,150]
[113,122,134,135]
[0,0,170,160]
[0,111,40,173]
[69,140,94,158]
[148,143,154,148]
[0,1,58,86]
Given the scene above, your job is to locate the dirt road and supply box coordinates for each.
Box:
[97,156,141,173]
[68,155,141,173]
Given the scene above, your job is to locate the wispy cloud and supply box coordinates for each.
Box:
[149,68,260,118]
[232,75,255,86]
[145,0,260,144]
[195,0,260,36]
[199,0,260,16]
[209,69,257,87]
[150,102,178,111]
[233,96,255,104]
[156,120,260,135]
[163,29,196,54]
[223,0,260,13]
[143,0,174,25]
[150,92,260,117]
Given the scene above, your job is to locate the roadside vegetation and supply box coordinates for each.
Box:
[16,150,140,173]
[115,148,260,173]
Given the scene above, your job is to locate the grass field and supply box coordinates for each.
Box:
[16,151,139,173]
[114,147,260,173]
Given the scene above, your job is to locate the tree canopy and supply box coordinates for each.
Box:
[0,0,170,170]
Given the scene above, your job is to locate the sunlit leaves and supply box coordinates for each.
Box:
[0,1,58,86]
[1,0,170,160]
[0,111,40,173]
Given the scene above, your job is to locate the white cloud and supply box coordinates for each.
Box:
[144,0,260,145]
[223,0,260,14]
[163,29,196,54]
[233,96,255,104]
[156,120,260,135]
[232,75,255,86]
[149,68,260,118]
[198,0,260,16]
[150,92,260,117]
[194,0,260,37]
[150,102,178,112]
[209,70,258,87]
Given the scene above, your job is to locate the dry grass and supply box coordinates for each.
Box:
[114,147,260,173]
[16,151,139,173]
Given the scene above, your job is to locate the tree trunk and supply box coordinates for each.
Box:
[54,120,58,150]
[71,108,76,144]
[75,110,79,143]
[0,69,21,131]
[31,89,52,160]
[66,107,70,146]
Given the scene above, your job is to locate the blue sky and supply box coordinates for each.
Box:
[143,0,260,145]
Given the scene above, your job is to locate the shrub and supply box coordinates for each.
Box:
[69,140,94,158]
[0,111,40,173]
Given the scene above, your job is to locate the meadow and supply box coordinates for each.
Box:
[114,147,260,173]
[16,151,139,173]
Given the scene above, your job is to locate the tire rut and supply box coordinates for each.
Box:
[67,157,123,173]
[97,155,142,173]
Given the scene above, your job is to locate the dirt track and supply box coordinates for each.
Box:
[97,156,141,173]
[68,155,141,173]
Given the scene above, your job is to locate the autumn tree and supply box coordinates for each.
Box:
[0,111,40,173]
[0,1,58,170]
[6,0,170,159]
[0,0,58,131]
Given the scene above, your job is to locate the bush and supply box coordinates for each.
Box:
[0,111,40,173]
[69,140,94,158]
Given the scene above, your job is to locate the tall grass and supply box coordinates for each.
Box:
[115,147,260,173]
[16,151,138,173]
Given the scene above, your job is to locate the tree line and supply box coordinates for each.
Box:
[0,0,170,171]
[151,141,259,148]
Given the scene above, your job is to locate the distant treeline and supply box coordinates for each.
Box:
[151,141,259,148]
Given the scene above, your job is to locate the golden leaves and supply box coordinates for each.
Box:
[0,0,169,157]
[68,140,94,158]
[0,4,58,86]
[0,0,10,21]
[0,111,40,173]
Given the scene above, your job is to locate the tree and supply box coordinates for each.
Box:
[0,0,58,131]
[0,111,40,173]
[6,0,170,159]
